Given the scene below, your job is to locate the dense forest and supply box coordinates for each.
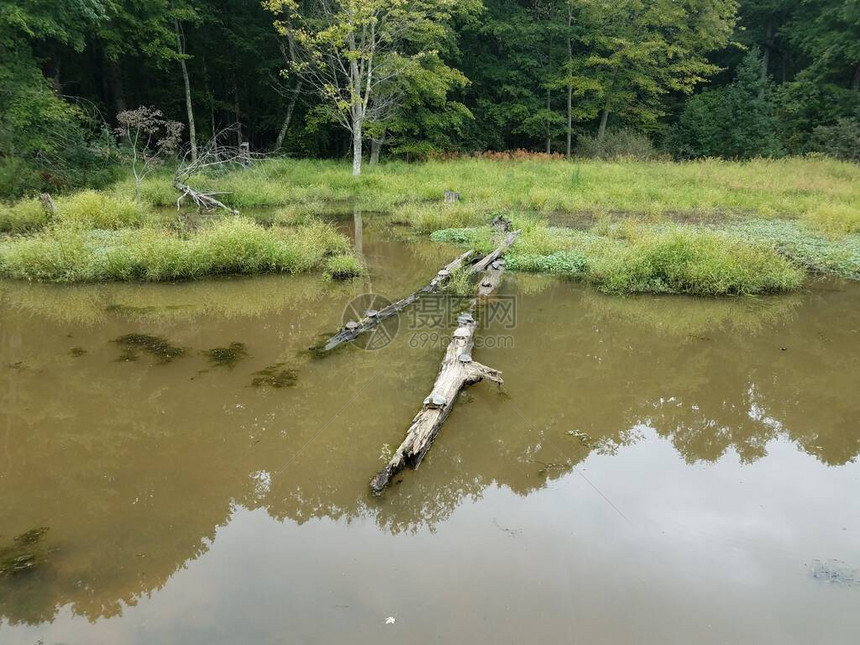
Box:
[1,0,858,193]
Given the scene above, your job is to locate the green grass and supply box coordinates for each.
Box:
[0,198,49,233]
[0,216,362,283]
[158,157,860,230]
[433,220,804,295]
[1,157,856,288]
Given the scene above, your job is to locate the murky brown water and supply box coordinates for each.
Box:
[2,215,859,644]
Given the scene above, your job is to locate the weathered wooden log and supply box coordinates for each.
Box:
[370,314,502,493]
[173,180,239,215]
[320,249,475,352]
[470,229,521,274]
[370,231,520,493]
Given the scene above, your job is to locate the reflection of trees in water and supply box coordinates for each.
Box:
[1,278,858,626]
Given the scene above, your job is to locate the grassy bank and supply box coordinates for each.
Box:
[156,157,858,234]
[1,157,858,291]
[432,219,804,295]
[0,210,362,283]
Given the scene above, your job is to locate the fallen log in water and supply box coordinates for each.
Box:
[370,229,521,493]
[320,249,475,352]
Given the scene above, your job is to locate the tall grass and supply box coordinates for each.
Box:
[0,217,362,283]
[432,221,804,295]
[156,157,860,230]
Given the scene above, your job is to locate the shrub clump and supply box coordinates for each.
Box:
[576,129,660,160]
[0,216,362,283]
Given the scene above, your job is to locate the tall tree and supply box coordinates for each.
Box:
[573,0,738,139]
[265,0,474,175]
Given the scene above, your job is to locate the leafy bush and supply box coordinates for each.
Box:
[576,129,658,160]
[811,113,860,162]
[0,159,43,201]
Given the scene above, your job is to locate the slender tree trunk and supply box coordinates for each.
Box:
[566,5,573,159]
[853,64,860,91]
[274,79,303,152]
[370,135,384,165]
[598,105,609,140]
[175,20,197,162]
[352,123,363,176]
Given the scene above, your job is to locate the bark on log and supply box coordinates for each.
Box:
[320,249,475,352]
[470,229,521,274]
[370,231,520,493]
[173,180,238,215]
[370,314,502,493]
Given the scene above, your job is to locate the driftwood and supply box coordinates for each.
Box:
[370,229,521,493]
[320,249,475,352]
[173,180,239,215]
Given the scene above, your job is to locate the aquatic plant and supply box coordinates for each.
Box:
[203,342,248,368]
[323,254,365,280]
[251,363,298,388]
[113,333,187,364]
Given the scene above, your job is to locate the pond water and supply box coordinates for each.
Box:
[1,215,859,644]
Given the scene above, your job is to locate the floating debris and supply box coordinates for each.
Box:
[251,363,298,388]
[69,346,87,357]
[113,334,187,364]
[203,342,248,369]
[566,430,591,444]
[810,559,860,587]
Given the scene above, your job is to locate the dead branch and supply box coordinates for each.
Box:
[319,249,475,352]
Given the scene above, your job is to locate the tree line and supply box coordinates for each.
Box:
[1,0,858,190]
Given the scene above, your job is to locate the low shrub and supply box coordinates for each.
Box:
[811,113,860,162]
[577,129,659,160]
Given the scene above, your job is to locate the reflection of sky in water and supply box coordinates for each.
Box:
[4,429,858,645]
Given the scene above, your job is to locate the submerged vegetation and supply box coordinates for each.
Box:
[113,334,187,364]
[203,342,249,369]
[251,363,299,388]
